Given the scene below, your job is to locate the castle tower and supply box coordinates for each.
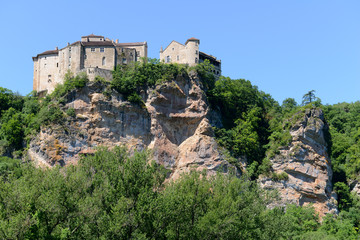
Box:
[185,37,200,66]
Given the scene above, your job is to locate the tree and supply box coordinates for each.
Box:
[282,98,297,112]
[302,90,317,105]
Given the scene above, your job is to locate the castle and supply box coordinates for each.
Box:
[32,34,147,94]
[160,38,221,76]
[33,35,221,94]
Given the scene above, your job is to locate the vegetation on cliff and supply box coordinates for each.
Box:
[1,60,360,238]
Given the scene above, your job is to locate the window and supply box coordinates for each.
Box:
[122,58,127,64]
[57,63,59,67]
[102,57,106,66]
[172,48,174,51]
[69,47,71,52]
[44,57,47,60]
[100,47,104,52]
[166,56,171,63]
[195,57,198,63]
[91,48,95,52]
[121,48,124,53]
[177,55,179,61]
[195,50,198,54]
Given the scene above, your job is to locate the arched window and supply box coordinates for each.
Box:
[102,57,106,66]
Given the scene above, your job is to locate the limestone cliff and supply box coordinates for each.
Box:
[28,71,235,179]
[259,108,338,217]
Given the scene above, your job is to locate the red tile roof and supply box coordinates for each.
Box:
[81,34,104,38]
[116,42,147,47]
[81,41,115,47]
[186,37,200,45]
[33,49,59,59]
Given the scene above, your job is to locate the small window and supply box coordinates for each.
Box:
[44,57,47,60]
[195,57,198,63]
[100,47,104,52]
[69,47,71,52]
[177,55,179,61]
[102,57,106,66]
[91,48,95,52]
[195,50,198,54]
[172,48,174,51]
[122,58,127,64]
[121,48,124,53]
[166,56,171,63]
[57,63,59,67]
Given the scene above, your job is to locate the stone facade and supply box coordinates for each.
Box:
[160,38,221,76]
[33,34,147,94]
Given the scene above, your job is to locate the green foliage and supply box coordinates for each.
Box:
[51,71,89,100]
[66,107,76,118]
[0,156,22,180]
[271,171,289,181]
[111,59,187,101]
[0,87,23,117]
[302,90,318,105]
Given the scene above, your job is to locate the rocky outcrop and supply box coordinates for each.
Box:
[259,108,338,217]
[29,71,236,179]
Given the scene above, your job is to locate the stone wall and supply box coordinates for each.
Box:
[81,67,113,81]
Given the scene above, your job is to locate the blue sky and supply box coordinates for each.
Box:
[0,0,359,105]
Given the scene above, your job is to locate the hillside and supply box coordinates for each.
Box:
[0,60,360,238]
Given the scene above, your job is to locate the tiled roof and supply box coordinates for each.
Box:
[116,42,146,47]
[34,49,59,59]
[81,34,104,38]
[81,41,115,47]
[185,37,200,45]
[199,51,220,63]
[187,37,200,41]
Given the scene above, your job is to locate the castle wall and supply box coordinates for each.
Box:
[33,36,148,94]
[115,47,136,66]
[80,67,113,81]
[35,54,59,93]
[184,40,199,66]
[132,44,147,61]
[58,42,82,81]
[160,41,187,64]
[83,46,115,70]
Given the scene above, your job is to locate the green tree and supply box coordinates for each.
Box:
[302,90,317,105]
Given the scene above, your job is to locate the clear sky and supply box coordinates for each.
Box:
[0,0,359,105]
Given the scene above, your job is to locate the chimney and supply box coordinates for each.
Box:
[55,47,58,50]
[67,42,70,46]
[116,39,119,44]
[160,46,163,53]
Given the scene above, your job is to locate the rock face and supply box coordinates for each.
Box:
[29,71,235,178]
[259,109,338,217]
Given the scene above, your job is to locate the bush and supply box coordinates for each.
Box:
[66,108,76,118]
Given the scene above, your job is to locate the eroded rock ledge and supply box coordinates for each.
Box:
[29,71,235,179]
[259,108,338,217]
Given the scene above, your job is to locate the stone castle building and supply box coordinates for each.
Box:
[159,38,221,76]
[33,34,147,94]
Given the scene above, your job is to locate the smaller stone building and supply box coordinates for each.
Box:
[159,38,221,76]
[33,34,148,94]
